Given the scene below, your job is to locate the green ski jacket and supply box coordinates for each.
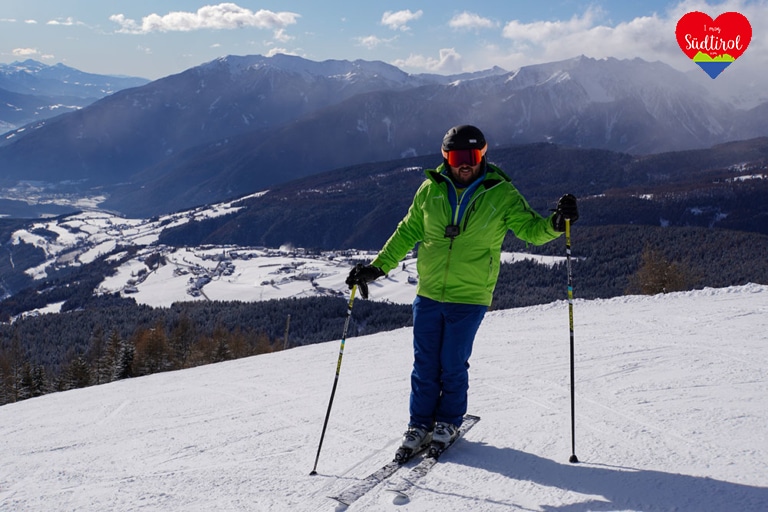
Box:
[371,163,562,306]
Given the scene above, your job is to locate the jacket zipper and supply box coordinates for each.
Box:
[439,177,502,301]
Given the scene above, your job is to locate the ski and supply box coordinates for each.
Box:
[328,414,479,507]
[386,414,480,501]
[327,444,428,507]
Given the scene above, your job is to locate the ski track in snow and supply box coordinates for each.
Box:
[0,284,767,511]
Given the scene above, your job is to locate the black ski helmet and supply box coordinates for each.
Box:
[441,125,487,152]
[441,125,488,169]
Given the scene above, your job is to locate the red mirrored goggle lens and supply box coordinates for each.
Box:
[445,148,483,167]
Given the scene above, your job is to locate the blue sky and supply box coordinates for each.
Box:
[0,0,765,83]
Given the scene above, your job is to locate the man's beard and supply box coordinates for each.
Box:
[452,167,476,186]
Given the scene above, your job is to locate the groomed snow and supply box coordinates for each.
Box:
[1,284,767,511]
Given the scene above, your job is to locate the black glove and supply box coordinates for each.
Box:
[551,194,579,232]
[345,263,385,299]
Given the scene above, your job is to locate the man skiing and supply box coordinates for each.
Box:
[346,124,579,460]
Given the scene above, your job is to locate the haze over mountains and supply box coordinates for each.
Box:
[0,59,149,132]
[1,54,767,218]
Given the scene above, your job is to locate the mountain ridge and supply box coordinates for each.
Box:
[1,54,766,218]
[0,59,149,130]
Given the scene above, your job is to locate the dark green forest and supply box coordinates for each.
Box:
[495,225,768,308]
[0,293,413,405]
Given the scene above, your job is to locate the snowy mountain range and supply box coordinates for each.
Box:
[1,54,766,218]
[0,59,149,131]
[2,282,766,511]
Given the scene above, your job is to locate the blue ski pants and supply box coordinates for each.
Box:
[409,295,487,429]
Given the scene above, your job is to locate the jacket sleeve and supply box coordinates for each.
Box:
[505,186,562,246]
[371,182,427,273]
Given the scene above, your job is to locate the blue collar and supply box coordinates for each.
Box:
[442,169,486,225]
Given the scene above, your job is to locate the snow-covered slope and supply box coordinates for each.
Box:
[1,284,766,511]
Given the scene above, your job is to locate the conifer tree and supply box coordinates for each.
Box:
[30,364,47,397]
[133,322,172,375]
[98,330,123,384]
[0,347,11,405]
[113,337,135,381]
[87,326,107,385]
[66,356,91,389]
[626,245,697,295]
[169,314,195,369]
[0,335,24,403]
[18,362,34,400]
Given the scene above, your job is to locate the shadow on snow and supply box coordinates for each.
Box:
[459,442,768,512]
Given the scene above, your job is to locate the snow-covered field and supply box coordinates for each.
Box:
[10,205,564,311]
[1,284,766,511]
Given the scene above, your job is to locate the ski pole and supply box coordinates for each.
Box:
[566,218,579,464]
[309,284,358,475]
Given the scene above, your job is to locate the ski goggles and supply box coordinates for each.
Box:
[442,146,487,167]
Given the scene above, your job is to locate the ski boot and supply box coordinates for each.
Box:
[394,425,432,464]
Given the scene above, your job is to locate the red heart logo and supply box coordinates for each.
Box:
[675,11,751,78]
[676,11,751,59]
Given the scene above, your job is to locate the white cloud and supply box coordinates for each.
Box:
[46,17,83,27]
[393,48,463,73]
[10,48,53,61]
[358,35,382,49]
[110,3,299,35]
[25,20,38,24]
[266,47,300,58]
[356,35,397,50]
[381,9,423,31]
[12,48,40,57]
[501,7,603,44]
[273,28,293,43]
[449,12,497,30]
[496,11,665,75]
[0,18,17,23]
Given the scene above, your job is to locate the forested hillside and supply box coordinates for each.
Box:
[0,293,412,405]
[157,138,768,253]
[495,225,768,308]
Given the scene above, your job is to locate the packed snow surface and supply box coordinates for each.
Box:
[1,284,767,511]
